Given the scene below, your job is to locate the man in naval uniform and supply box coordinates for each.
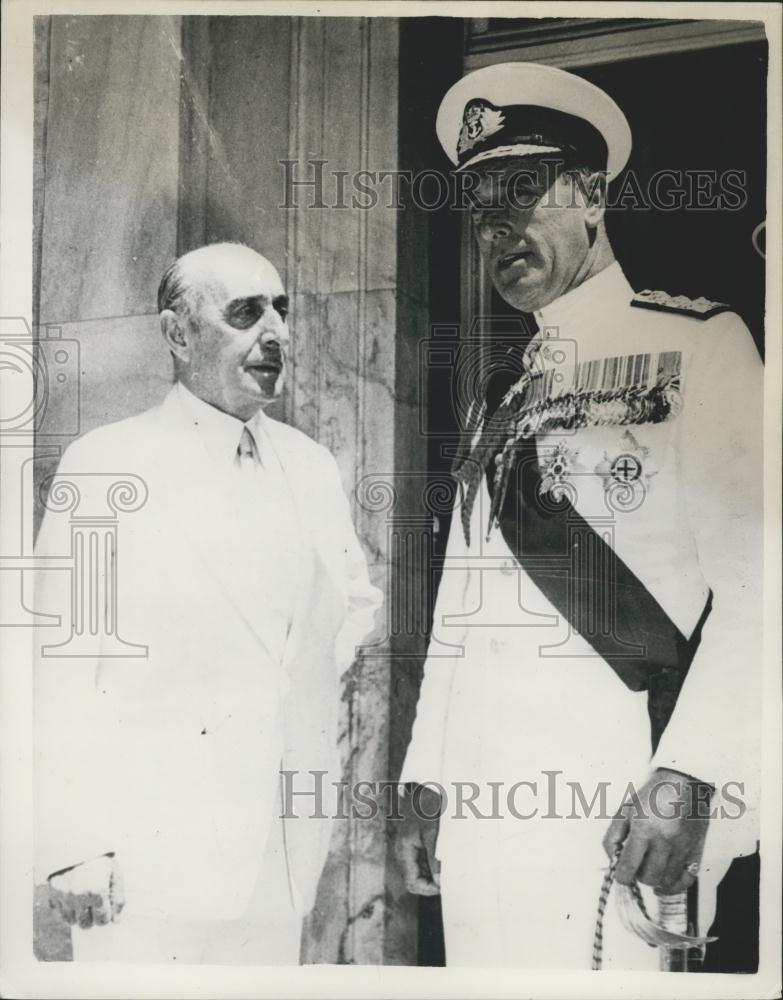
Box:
[397,63,762,969]
[34,242,381,963]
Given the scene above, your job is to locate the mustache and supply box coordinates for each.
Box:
[261,349,282,363]
[246,350,284,372]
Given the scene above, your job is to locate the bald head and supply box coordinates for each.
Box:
[158,242,290,421]
[158,242,278,316]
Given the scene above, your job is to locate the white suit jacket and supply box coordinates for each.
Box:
[33,385,381,920]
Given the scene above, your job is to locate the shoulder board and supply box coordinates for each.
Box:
[630,289,732,320]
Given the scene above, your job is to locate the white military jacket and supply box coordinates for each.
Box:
[402,262,762,844]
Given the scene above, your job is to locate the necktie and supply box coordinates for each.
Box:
[237,425,261,468]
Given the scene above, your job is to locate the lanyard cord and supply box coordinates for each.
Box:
[592,851,652,970]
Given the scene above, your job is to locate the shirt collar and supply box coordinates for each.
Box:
[174,381,268,465]
[534,260,633,334]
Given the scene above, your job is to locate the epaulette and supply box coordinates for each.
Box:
[630,289,732,320]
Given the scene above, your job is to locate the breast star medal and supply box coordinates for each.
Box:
[538,440,579,502]
[594,430,658,512]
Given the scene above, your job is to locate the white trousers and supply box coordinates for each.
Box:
[438,828,735,969]
[71,812,301,965]
[440,851,658,969]
[431,630,741,970]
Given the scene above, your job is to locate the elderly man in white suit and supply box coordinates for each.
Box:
[34,242,381,963]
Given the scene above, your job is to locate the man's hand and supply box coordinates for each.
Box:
[47,853,124,929]
[603,768,712,895]
[394,784,442,896]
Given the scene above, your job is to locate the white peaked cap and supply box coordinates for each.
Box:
[436,62,632,182]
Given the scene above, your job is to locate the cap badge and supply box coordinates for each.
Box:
[458,100,505,155]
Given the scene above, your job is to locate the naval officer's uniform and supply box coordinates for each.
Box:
[400,62,762,969]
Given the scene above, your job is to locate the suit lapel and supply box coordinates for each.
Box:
[140,389,281,665]
[143,393,340,675]
[257,421,334,673]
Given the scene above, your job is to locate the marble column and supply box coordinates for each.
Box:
[282,17,416,966]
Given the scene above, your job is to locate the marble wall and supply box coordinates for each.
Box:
[33,15,182,534]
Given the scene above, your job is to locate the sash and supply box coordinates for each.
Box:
[454,351,710,752]
[485,437,711,751]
